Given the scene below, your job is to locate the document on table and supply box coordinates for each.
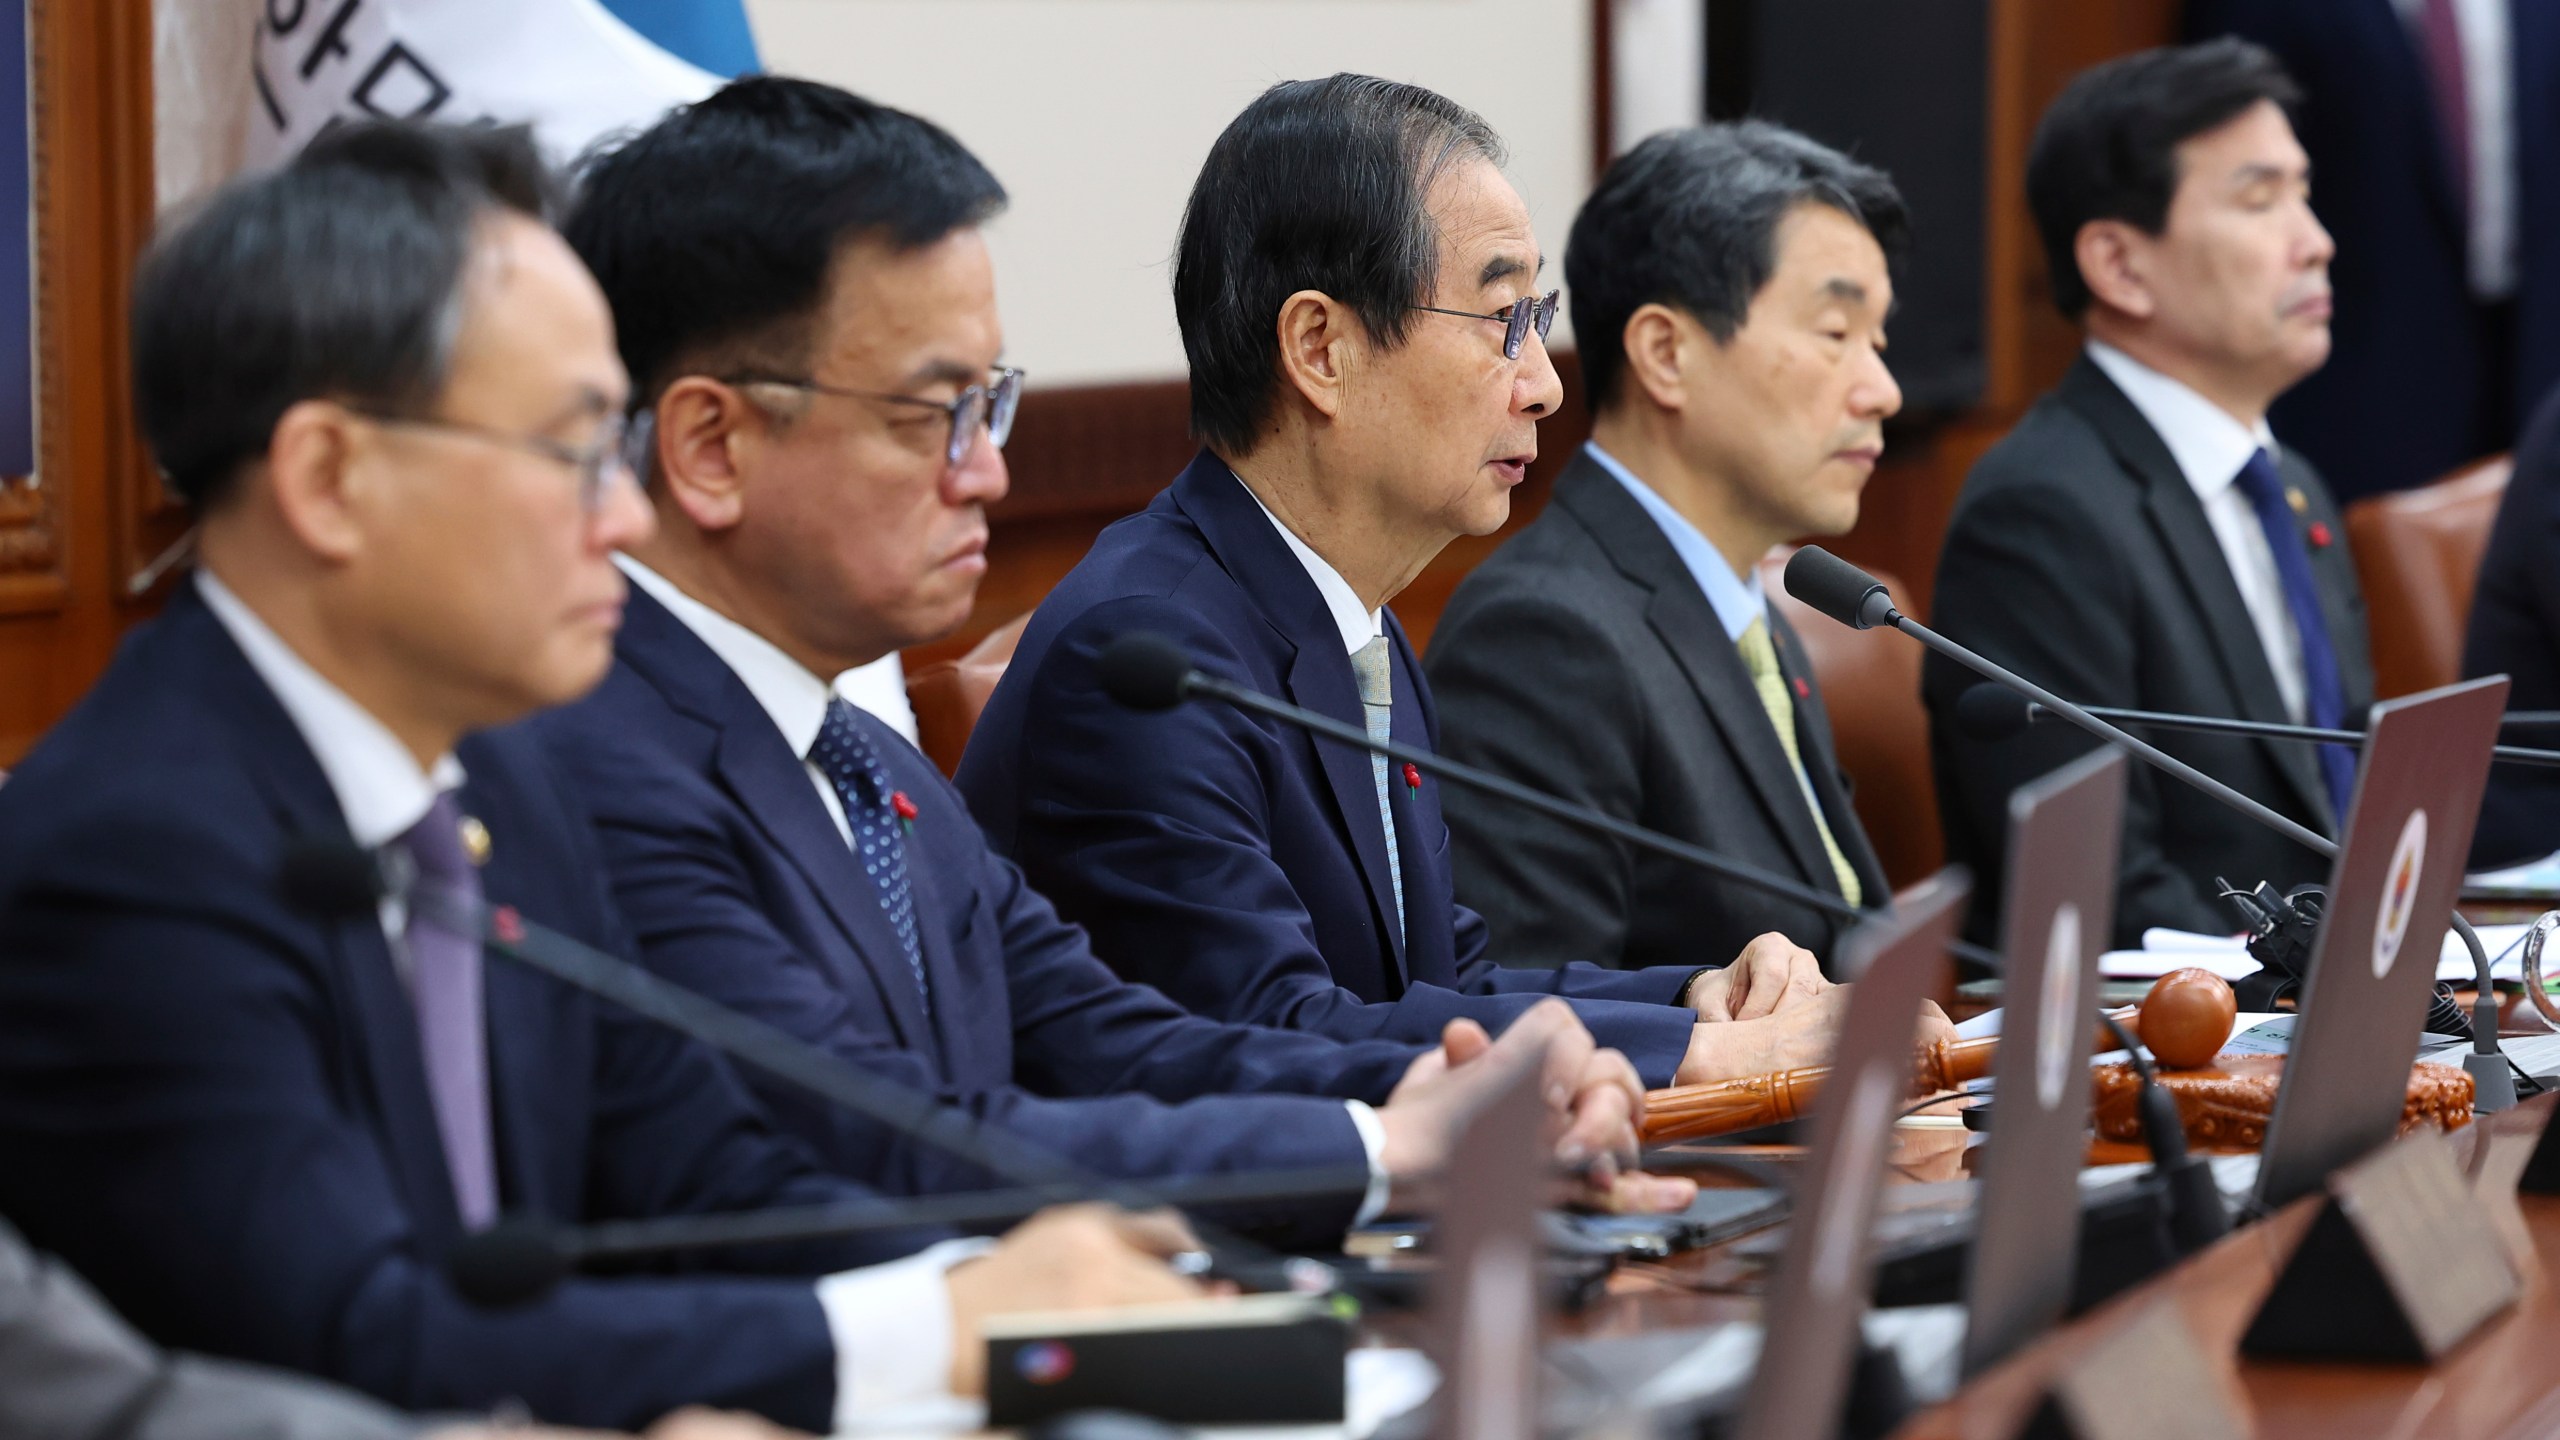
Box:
[2098,924,2531,983]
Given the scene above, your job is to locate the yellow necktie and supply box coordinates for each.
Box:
[1736,617,1863,907]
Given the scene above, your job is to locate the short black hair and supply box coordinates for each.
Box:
[131,120,554,510]
[1566,121,1908,414]
[564,76,1006,407]
[1174,74,1505,455]
[2027,38,2302,319]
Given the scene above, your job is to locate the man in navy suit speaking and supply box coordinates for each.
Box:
[531,78,1675,1228]
[0,120,1228,1431]
[960,76,1941,1089]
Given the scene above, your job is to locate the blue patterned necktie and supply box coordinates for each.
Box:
[393,791,498,1229]
[808,698,930,1012]
[1349,637,1407,943]
[2232,447,2357,823]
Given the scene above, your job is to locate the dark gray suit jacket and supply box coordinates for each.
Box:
[1426,452,1887,975]
[1924,357,2373,947]
[0,1217,422,1440]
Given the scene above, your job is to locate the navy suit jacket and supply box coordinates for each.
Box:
[526,588,1420,1244]
[0,583,939,1430]
[2189,0,2560,500]
[957,453,1697,1087]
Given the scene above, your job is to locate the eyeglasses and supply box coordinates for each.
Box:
[1409,289,1561,361]
[350,407,635,514]
[729,366,1026,468]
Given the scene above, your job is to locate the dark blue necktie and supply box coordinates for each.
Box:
[808,698,930,1013]
[2232,447,2357,824]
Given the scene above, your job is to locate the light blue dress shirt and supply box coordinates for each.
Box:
[1585,441,1766,643]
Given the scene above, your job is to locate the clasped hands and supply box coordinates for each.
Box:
[1674,932,1955,1085]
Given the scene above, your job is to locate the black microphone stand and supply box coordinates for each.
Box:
[1782,546,2518,1114]
[1970,690,2560,770]
[1096,634,2232,1255]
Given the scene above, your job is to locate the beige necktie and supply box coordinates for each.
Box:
[1736,617,1863,907]
[1348,637,1406,942]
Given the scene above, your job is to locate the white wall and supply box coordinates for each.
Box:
[746,0,1594,387]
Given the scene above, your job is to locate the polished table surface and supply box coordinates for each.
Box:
[1560,1094,2560,1438]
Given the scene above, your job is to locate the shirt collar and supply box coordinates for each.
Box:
[1584,441,1766,643]
[617,553,839,759]
[1236,474,1383,655]
[2085,340,2280,501]
[196,569,464,848]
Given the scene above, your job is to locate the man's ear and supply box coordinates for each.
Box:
[652,376,757,533]
[262,399,370,563]
[2074,220,2158,321]
[1621,304,1700,414]
[1273,289,1352,422]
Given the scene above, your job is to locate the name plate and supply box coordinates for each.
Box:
[2241,1127,2520,1362]
[2019,1299,2246,1440]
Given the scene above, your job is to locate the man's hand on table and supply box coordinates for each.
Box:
[1673,987,1958,1087]
[1686,933,1831,1022]
[943,1205,1210,1396]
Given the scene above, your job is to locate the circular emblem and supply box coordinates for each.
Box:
[2371,809,2429,980]
[1014,1340,1076,1386]
[2035,902,2084,1113]
[1810,1063,1895,1301]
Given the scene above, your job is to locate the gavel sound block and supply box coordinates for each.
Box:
[1640,968,2474,1147]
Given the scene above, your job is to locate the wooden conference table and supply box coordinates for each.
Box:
[1560,1095,2560,1439]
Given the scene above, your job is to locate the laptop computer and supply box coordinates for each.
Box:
[1959,747,2126,1376]
[2253,676,2509,1211]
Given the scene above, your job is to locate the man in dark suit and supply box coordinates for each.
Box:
[961,75,1912,1091]
[2463,380,2560,866]
[0,120,1207,1431]
[2187,0,2560,503]
[1927,41,2375,945]
[1428,122,1903,976]
[527,78,1665,1232]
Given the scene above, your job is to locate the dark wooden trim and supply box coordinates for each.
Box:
[1592,0,1615,176]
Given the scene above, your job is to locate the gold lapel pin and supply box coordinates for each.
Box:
[2285,486,2310,516]
[458,815,493,867]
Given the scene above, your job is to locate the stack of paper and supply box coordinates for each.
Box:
[2098,924,2531,983]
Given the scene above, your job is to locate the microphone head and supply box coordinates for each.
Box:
[1782,547,1895,631]
[276,839,388,920]
[1096,633,1198,712]
[447,1216,573,1308]
[1954,684,2036,743]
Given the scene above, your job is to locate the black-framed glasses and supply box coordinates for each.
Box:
[730,365,1026,468]
[350,407,635,514]
[1409,289,1560,361]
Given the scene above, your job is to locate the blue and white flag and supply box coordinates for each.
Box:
[245,0,758,169]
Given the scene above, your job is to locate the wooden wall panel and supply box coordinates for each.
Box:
[0,0,161,764]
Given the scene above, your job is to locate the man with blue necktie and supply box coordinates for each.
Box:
[1925,40,2376,945]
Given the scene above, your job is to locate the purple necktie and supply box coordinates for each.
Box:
[2421,0,2473,217]
[395,792,498,1229]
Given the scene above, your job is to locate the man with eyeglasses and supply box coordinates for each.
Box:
[0,117,1239,1431]
[530,76,1677,1233]
[958,75,1901,1092]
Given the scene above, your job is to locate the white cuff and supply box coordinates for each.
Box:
[818,1236,997,1432]
[1344,1100,1393,1228]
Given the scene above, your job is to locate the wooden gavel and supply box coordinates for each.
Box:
[1639,969,2237,1145]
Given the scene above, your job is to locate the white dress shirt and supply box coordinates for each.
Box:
[1240,477,1384,655]
[204,565,984,1432]
[2085,341,2309,723]
[618,555,1394,1228]
[2393,0,2517,299]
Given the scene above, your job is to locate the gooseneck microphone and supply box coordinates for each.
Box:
[1782,547,2517,1113]
[1954,685,2560,771]
[1095,631,2233,1254]
[277,841,1373,1305]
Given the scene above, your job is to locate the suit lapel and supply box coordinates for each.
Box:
[1175,454,1410,982]
[2065,362,2338,829]
[181,585,469,1239]
[1554,459,1841,892]
[1384,617,1450,984]
[1769,611,1888,900]
[618,590,941,1056]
